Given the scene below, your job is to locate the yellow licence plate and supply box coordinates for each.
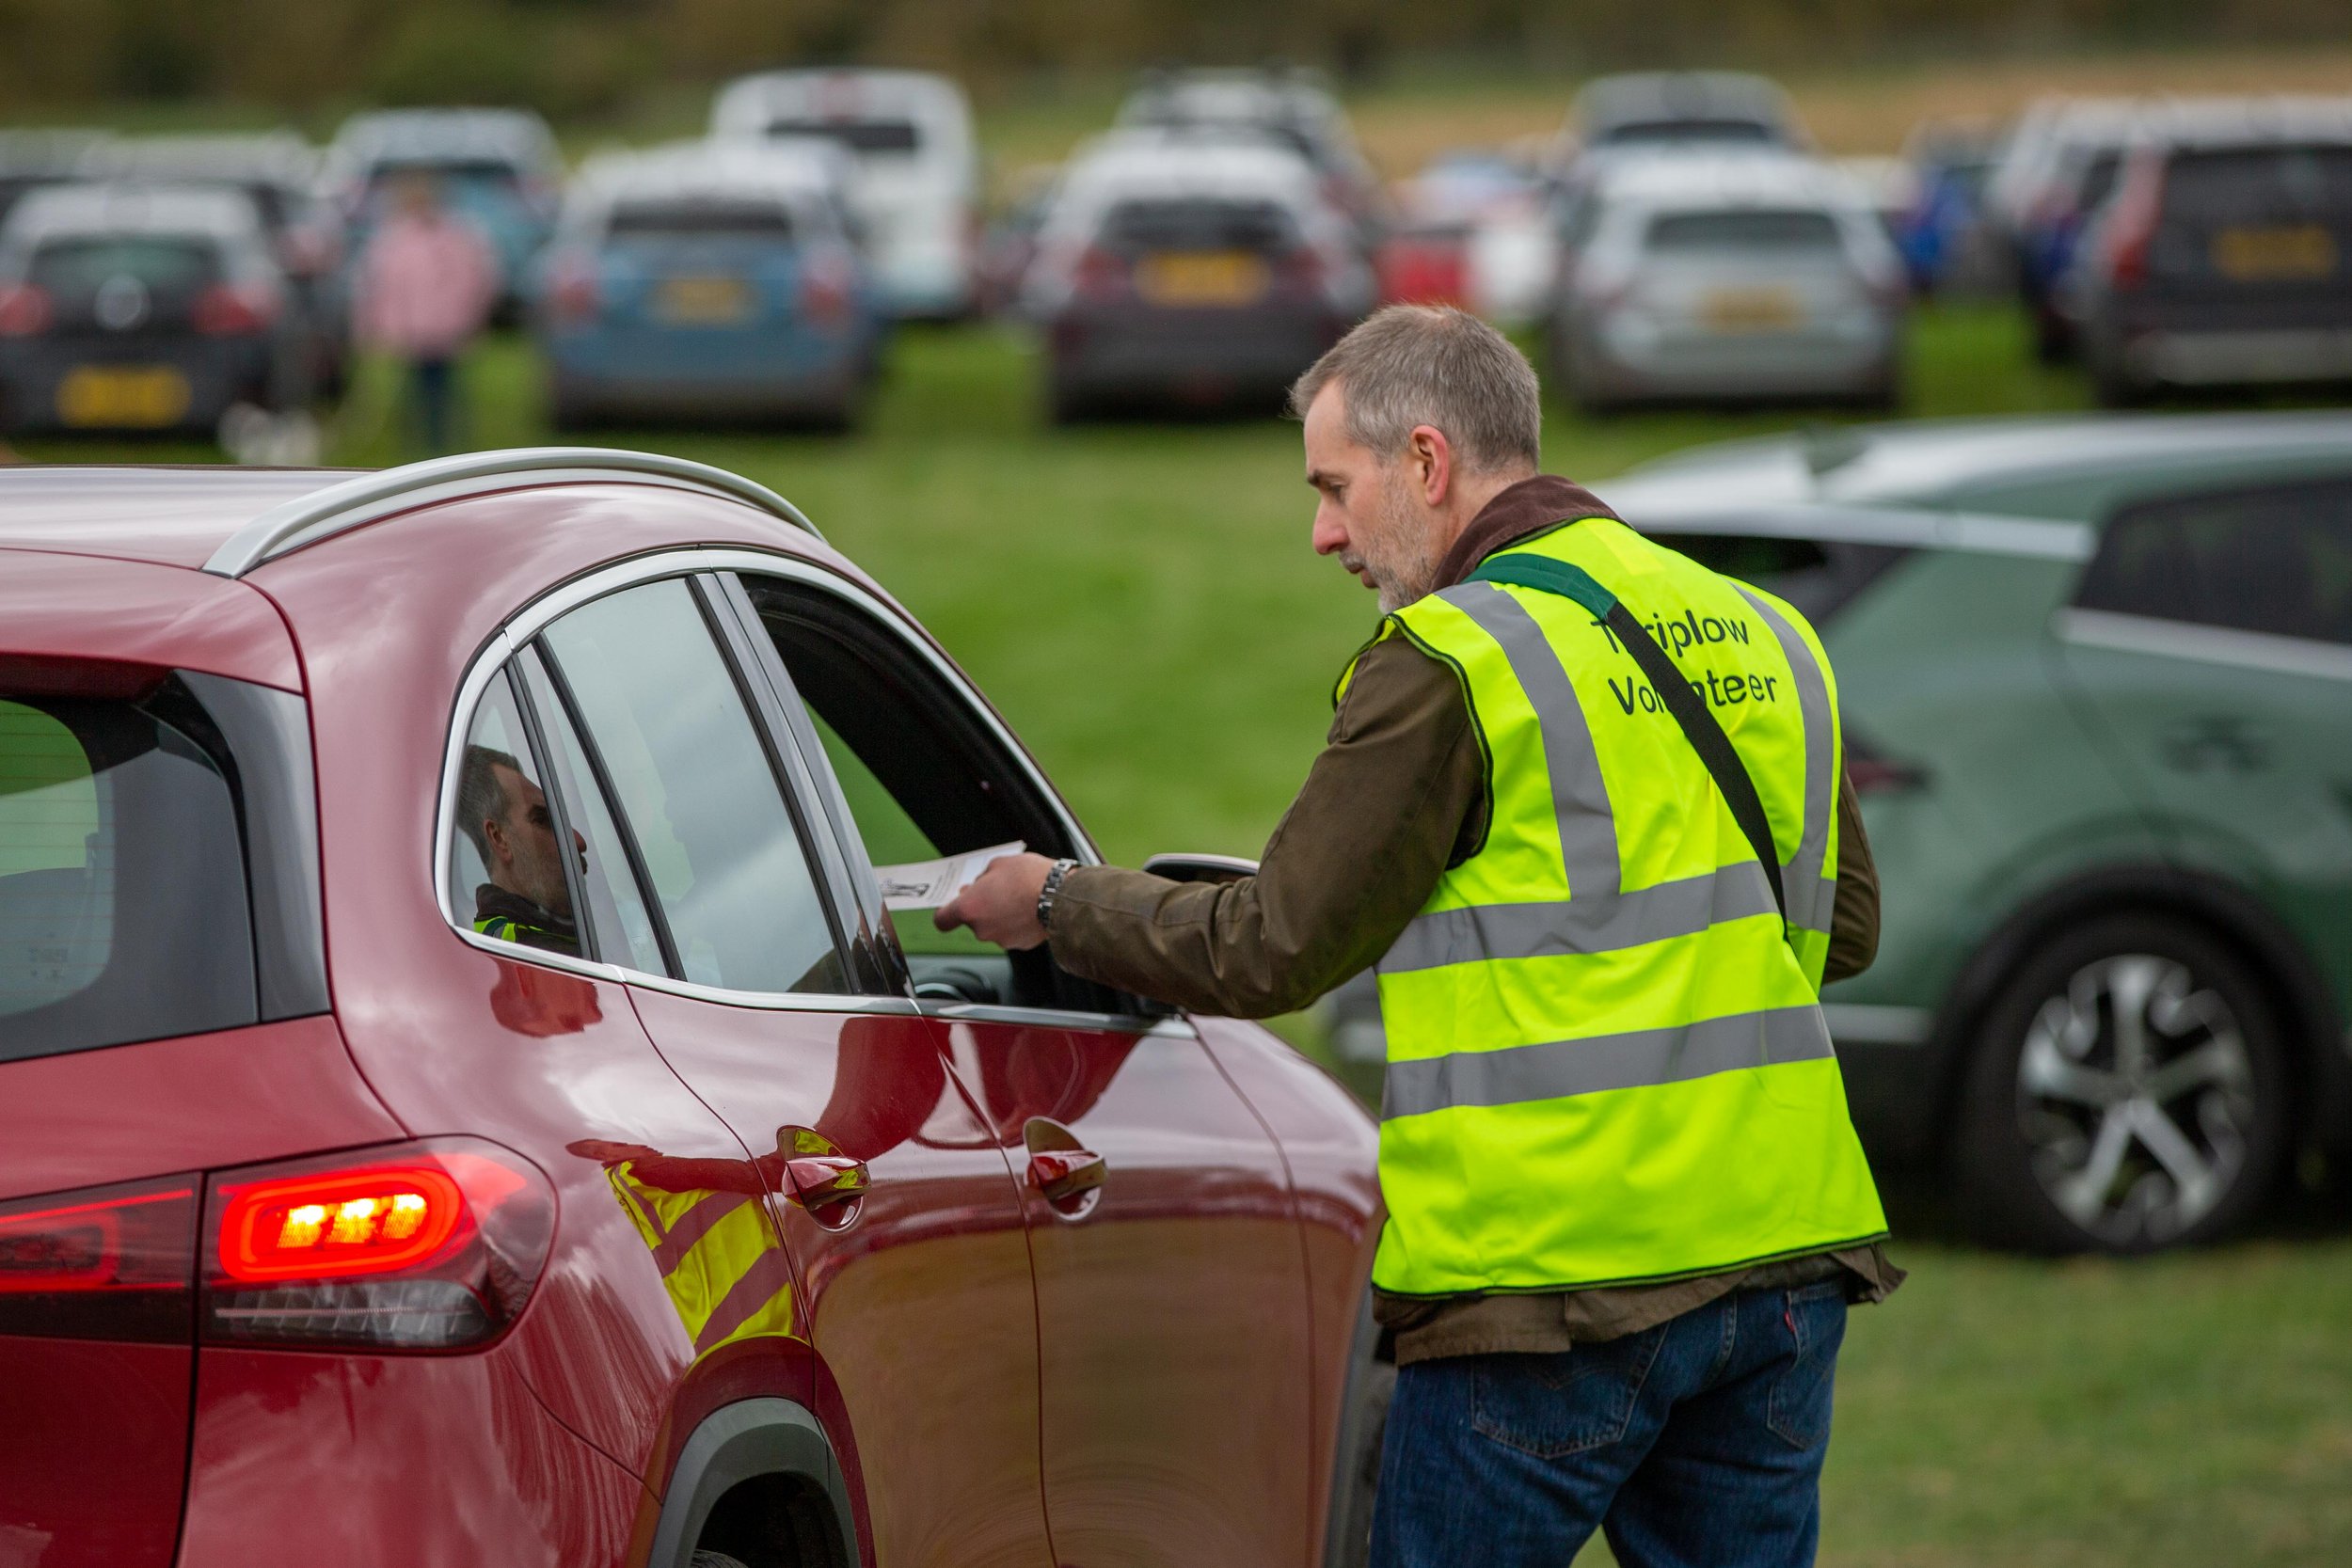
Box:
[1136,251,1269,308]
[56,365,191,429]
[1700,286,1804,333]
[656,276,752,325]
[2212,225,2338,282]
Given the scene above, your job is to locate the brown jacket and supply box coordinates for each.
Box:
[1047,476,1899,1362]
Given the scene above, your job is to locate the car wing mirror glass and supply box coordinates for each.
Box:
[1140,852,1259,886]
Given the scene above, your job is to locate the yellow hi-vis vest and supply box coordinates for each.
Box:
[1360,515,1887,1297]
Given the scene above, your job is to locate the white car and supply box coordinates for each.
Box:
[710,69,978,320]
[1547,150,1907,411]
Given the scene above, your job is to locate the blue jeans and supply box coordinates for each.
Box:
[1371,1280,1849,1568]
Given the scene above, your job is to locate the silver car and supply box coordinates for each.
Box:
[1546,150,1907,412]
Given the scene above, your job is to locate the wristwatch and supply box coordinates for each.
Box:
[1035,858,1080,934]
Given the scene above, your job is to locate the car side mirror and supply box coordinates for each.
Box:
[1141,852,1259,886]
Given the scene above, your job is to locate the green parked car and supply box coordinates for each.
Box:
[1595,412,2352,1252]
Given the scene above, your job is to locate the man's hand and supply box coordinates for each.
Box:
[934,851,1055,950]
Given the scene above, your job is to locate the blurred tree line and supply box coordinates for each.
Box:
[2,0,2345,119]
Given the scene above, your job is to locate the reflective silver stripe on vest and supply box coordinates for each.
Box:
[1382,1004,1836,1120]
[1736,587,1836,933]
[1437,582,1622,899]
[1378,859,1779,974]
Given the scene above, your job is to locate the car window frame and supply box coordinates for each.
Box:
[712,563,1187,1037]
[432,550,904,1016]
[2054,473,2352,683]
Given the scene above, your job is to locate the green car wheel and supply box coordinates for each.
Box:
[1955,913,2293,1254]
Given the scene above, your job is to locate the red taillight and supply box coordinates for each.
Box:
[2103,152,2166,292]
[799,252,854,325]
[1847,736,1930,797]
[0,282,52,336]
[0,1177,196,1342]
[1073,245,1127,296]
[192,281,278,336]
[202,1138,553,1352]
[549,256,601,325]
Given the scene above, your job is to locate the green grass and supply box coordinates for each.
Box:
[19,300,2352,1565]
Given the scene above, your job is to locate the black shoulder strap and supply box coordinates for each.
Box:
[1466,553,1787,928]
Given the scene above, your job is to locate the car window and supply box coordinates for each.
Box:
[738,575,1146,1018]
[1645,532,1911,626]
[539,578,847,995]
[766,119,923,156]
[31,235,221,295]
[445,666,589,960]
[0,679,256,1062]
[515,649,667,975]
[607,198,795,243]
[2074,478,2352,645]
[1645,209,1843,254]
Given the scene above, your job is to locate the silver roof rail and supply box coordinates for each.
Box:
[202,447,824,579]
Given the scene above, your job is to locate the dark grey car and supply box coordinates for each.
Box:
[2074,100,2352,404]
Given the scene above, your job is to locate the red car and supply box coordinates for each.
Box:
[0,451,1385,1568]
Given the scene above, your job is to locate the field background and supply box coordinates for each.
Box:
[16,54,2352,1565]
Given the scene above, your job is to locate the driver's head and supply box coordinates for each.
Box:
[458,745,580,917]
[1292,305,1542,613]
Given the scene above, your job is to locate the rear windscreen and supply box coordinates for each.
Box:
[766,119,922,156]
[369,160,525,199]
[608,198,795,242]
[1099,198,1297,253]
[0,683,256,1063]
[1645,533,1910,626]
[1645,209,1842,253]
[29,236,221,295]
[2163,144,2352,224]
[1601,119,1779,147]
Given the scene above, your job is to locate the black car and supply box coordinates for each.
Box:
[0,183,309,436]
[2074,99,2352,404]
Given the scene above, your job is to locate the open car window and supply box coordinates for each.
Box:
[736,572,1152,1020]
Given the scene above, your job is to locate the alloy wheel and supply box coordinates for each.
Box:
[2013,952,2256,1247]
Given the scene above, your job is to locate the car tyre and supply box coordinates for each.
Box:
[1953,912,2292,1254]
[1046,370,1093,426]
[691,1552,751,1568]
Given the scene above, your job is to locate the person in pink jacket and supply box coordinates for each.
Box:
[355,174,498,454]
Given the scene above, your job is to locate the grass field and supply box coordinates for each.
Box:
[19,300,2352,1565]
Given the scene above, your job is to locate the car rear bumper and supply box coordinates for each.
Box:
[1050,303,1343,397]
[2125,327,2352,386]
[0,339,267,434]
[175,1342,644,1565]
[546,325,868,416]
[1580,310,1898,399]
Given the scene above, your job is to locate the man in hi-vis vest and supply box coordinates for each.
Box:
[940,305,1899,1568]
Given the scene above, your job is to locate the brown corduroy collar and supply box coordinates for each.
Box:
[1432,473,1621,591]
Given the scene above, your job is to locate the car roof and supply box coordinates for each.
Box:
[331,108,559,168]
[1058,131,1322,201]
[0,467,356,570]
[2143,94,2352,150]
[571,140,850,205]
[0,451,834,578]
[0,182,266,242]
[714,68,968,111]
[1574,71,1793,133]
[97,132,320,188]
[1599,411,2352,525]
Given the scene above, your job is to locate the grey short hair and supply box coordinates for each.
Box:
[1289,305,1541,474]
[457,744,525,863]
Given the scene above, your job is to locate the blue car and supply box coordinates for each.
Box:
[328,108,563,323]
[534,144,884,431]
